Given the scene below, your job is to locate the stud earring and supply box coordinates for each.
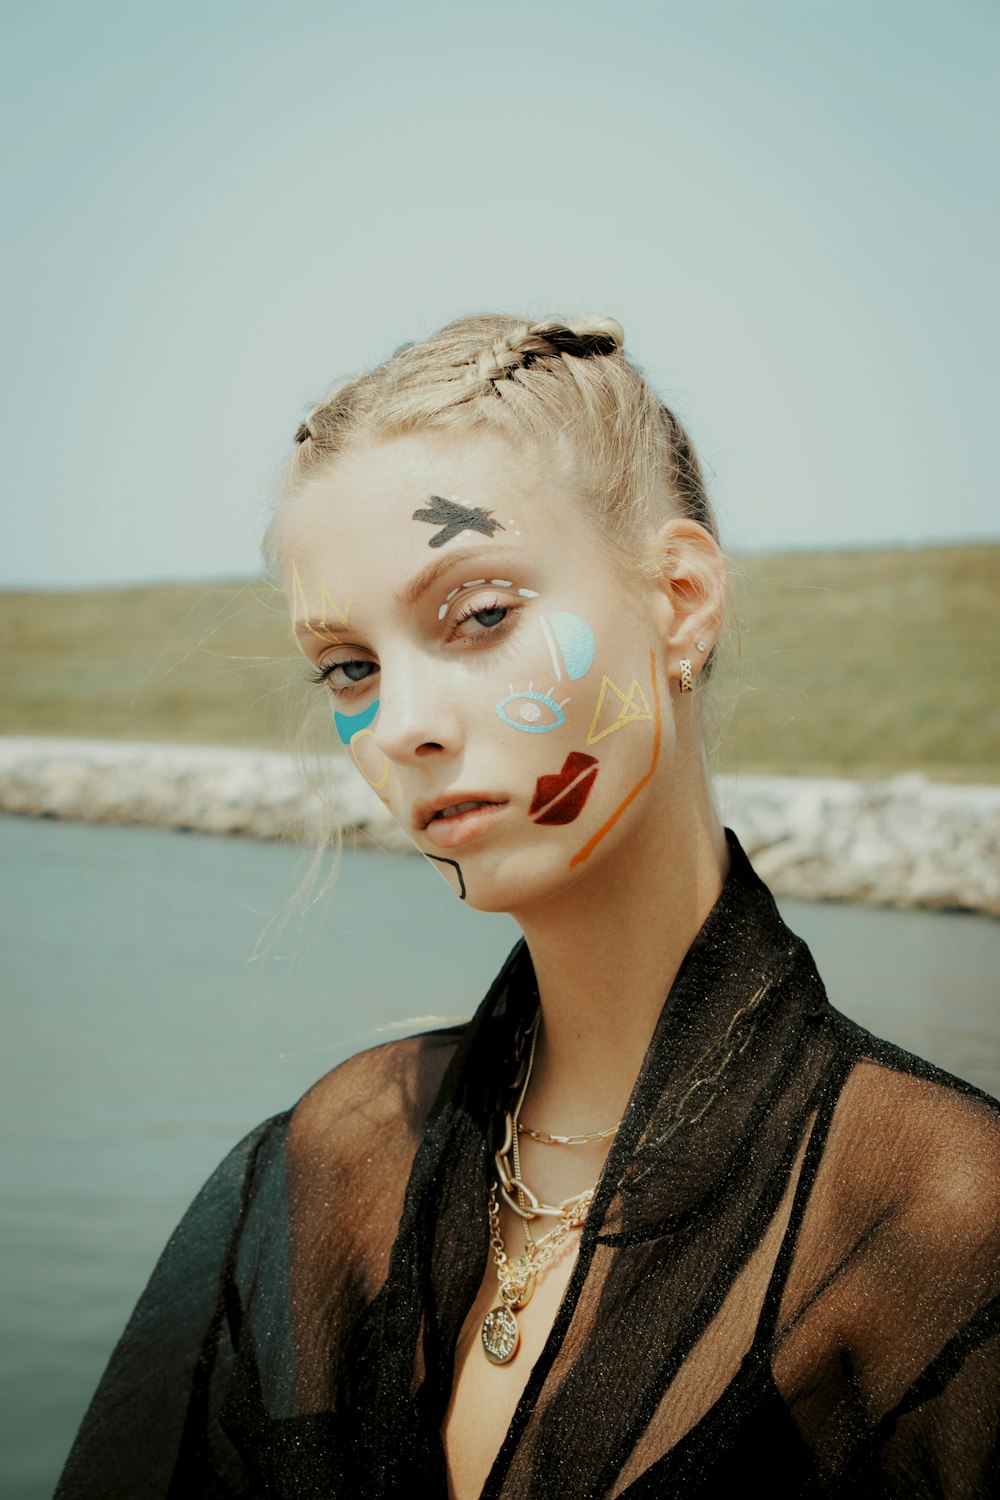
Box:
[696,641,707,653]
[679,659,693,693]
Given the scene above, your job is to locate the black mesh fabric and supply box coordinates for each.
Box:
[55,834,1000,1497]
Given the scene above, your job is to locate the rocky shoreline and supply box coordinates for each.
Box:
[1,736,997,916]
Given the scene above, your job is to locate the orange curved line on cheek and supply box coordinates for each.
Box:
[567,650,661,870]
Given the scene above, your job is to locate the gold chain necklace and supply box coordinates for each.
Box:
[516,1120,620,1146]
[480,1016,613,1365]
[481,1184,592,1364]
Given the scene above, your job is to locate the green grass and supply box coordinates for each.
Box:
[710,544,998,782]
[0,543,997,781]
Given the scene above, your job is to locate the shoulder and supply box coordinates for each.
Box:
[278,1025,468,1294]
[286,1022,467,1168]
[822,1046,1000,1261]
[778,1046,1000,1395]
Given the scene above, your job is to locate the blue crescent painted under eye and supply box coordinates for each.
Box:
[333,697,380,745]
[495,691,566,734]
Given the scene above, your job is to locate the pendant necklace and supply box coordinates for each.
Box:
[480,1017,619,1366]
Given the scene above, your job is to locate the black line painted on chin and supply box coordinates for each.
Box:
[423,852,467,900]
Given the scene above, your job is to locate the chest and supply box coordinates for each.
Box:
[442,1229,581,1499]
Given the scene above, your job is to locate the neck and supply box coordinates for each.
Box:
[511,754,729,1135]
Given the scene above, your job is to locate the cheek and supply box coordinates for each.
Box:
[490,610,662,852]
[579,668,655,748]
[349,727,391,792]
[495,686,569,734]
[491,609,598,737]
[333,700,394,807]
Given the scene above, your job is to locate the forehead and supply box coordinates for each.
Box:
[278,430,597,601]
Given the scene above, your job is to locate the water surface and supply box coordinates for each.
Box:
[2,816,997,1498]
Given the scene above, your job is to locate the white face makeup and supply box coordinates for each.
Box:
[279,431,672,914]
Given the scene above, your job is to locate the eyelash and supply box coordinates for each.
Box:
[307,598,518,695]
[451,595,513,636]
[307,660,376,692]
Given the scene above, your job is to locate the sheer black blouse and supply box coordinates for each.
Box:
[56,835,1000,1497]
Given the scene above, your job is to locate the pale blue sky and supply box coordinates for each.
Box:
[3,0,997,586]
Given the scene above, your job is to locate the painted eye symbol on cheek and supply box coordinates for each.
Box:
[495,685,569,734]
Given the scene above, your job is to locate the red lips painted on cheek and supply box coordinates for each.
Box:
[529,751,599,826]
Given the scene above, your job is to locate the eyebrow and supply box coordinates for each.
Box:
[394,545,513,611]
[292,544,516,645]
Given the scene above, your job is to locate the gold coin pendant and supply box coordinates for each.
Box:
[481,1305,519,1365]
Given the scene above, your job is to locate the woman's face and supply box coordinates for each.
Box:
[279,430,675,914]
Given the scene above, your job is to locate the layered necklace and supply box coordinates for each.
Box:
[480,1016,621,1365]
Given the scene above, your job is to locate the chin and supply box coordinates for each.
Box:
[448,842,595,918]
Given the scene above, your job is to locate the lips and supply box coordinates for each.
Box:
[529,751,599,826]
[415,792,507,832]
[432,801,490,820]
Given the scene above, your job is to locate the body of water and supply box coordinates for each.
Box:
[3,815,998,1498]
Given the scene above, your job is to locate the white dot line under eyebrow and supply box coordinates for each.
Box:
[438,604,449,620]
[490,579,513,587]
[444,586,461,602]
[518,588,538,598]
[462,579,486,588]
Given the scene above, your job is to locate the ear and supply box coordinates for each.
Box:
[643,517,727,688]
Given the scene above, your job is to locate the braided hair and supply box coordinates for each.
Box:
[280,312,718,560]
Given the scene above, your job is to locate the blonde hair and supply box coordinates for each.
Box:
[273,313,718,562]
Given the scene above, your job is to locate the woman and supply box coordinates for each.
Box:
[57,316,1000,1498]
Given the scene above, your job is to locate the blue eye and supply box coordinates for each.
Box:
[308,658,378,693]
[451,595,514,639]
[474,606,507,627]
[342,661,376,682]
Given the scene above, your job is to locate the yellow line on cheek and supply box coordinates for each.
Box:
[350,728,391,790]
[567,650,661,869]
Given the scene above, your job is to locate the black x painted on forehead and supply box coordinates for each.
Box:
[411,495,505,548]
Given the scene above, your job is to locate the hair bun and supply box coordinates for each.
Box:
[533,316,625,358]
[473,316,625,385]
[293,407,323,445]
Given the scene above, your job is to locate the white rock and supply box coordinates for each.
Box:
[1,740,997,914]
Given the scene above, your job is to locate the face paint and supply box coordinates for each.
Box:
[350,728,391,790]
[539,611,595,683]
[495,687,568,734]
[529,751,599,825]
[424,853,467,899]
[290,560,351,646]
[569,651,661,867]
[585,674,653,745]
[436,578,523,622]
[412,495,505,548]
[333,698,380,747]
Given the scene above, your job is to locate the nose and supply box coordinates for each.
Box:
[372,653,464,766]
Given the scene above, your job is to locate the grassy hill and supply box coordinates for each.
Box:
[0,543,996,782]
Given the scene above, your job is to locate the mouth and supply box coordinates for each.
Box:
[431,800,495,822]
[416,794,509,850]
[415,794,508,832]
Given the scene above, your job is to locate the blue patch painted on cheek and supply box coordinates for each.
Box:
[333,698,380,745]
[549,613,596,680]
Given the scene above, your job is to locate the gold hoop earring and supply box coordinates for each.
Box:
[679,660,693,693]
